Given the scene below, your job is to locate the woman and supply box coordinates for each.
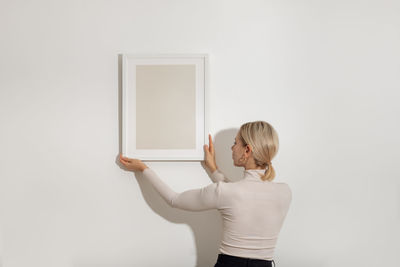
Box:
[119,121,292,267]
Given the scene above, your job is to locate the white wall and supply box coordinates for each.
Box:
[1,0,399,266]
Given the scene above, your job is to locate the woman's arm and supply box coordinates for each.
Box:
[142,168,222,211]
[119,154,221,211]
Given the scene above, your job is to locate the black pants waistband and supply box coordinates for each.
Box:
[215,253,276,267]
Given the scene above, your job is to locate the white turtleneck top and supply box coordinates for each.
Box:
[141,167,292,260]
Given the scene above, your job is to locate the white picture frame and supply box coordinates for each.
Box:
[121,53,209,160]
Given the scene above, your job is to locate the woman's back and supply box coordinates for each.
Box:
[213,169,292,260]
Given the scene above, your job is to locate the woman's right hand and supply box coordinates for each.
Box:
[203,134,217,173]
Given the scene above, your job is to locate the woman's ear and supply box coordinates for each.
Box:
[245,144,252,154]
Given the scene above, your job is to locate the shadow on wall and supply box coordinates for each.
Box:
[211,128,244,183]
[118,128,244,267]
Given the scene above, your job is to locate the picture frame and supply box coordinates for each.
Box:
[121,53,209,161]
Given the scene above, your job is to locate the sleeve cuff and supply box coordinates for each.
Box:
[211,169,219,178]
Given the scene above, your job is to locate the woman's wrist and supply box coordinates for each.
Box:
[141,165,149,172]
[210,166,217,173]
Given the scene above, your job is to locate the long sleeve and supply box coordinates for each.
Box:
[142,168,222,211]
[210,169,231,183]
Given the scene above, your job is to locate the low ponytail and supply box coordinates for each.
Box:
[260,162,275,181]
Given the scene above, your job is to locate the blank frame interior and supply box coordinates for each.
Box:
[122,54,208,160]
[136,64,196,149]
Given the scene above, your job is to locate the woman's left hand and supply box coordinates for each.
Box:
[119,154,148,172]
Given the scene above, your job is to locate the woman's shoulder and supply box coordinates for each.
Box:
[274,181,292,194]
[275,181,289,187]
[275,182,292,202]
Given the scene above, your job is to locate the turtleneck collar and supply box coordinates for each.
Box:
[243,168,269,182]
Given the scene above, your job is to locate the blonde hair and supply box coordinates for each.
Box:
[238,120,279,181]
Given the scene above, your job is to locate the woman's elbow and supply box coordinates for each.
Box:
[168,193,179,208]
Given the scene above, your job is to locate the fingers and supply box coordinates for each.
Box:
[208,134,214,153]
[208,134,213,147]
[119,156,128,166]
[119,154,132,163]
